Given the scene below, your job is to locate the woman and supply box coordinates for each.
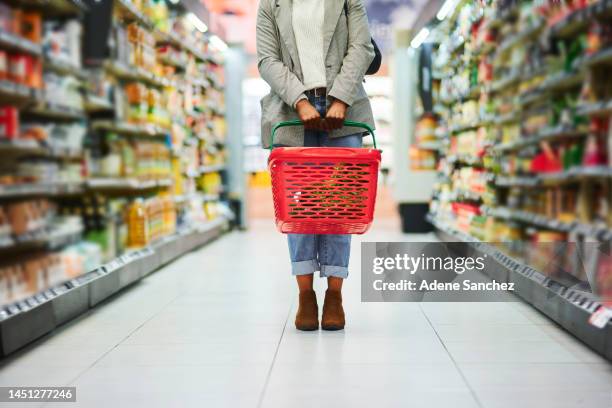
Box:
[257,0,375,331]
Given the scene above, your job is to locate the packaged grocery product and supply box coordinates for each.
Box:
[127,198,149,248]
[0,106,19,139]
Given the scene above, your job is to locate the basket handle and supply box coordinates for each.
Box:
[270,120,377,150]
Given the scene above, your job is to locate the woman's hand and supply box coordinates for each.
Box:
[325,99,348,130]
[296,99,322,130]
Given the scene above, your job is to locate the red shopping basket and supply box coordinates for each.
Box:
[268,120,381,234]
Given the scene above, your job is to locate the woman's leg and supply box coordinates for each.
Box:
[317,132,363,329]
[287,233,319,286]
[288,233,319,330]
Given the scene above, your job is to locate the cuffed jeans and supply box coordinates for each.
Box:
[287,92,362,279]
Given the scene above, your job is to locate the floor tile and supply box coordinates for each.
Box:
[445,340,582,364]
[460,362,612,390]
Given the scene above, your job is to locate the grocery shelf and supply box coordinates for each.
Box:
[483,206,612,239]
[0,222,84,253]
[43,57,88,79]
[84,94,114,113]
[0,139,48,157]
[199,164,226,173]
[0,80,37,106]
[25,103,87,121]
[4,0,87,16]
[104,60,173,88]
[0,29,42,56]
[539,70,584,93]
[427,0,612,362]
[173,192,220,204]
[550,0,612,39]
[495,175,539,187]
[576,100,612,117]
[427,214,612,360]
[0,140,83,160]
[495,167,612,188]
[492,126,588,153]
[86,178,172,191]
[0,216,229,356]
[91,120,169,138]
[114,0,154,28]
[447,154,482,166]
[0,182,84,199]
[414,141,443,151]
[490,71,522,93]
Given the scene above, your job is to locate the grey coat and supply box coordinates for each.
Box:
[256,0,375,148]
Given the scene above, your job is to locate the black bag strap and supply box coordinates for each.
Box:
[343,0,381,75]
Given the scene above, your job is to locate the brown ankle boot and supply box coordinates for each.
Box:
[295,290,318,331]
[321,289,345,330]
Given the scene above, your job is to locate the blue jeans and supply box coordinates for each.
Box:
[287,93,362,279]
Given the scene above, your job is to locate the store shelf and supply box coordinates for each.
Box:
[0,80,37,106]
[550,0,612,39]
[494,21,543,59]
[114,0,154,28]
[86,178,172,192]
[490,70,522,93]
[43,57,87,79]
[428,214,612,360]
[84,94,114,113]
[495,167,612,187]
[539,70,584,93]
[0,182,83,199]
[427,0,612,362]
[492,125,588,153]
[576,100,612,117]
[0,222,83,253]
[484,206,612,239]
[0,140,83,160]
[414,141,443,151]
[25,103,86,121]
[0,216,229,356]
[4,0,87,16]
[105,60,173,88]
[0,139,47,157]
[0,29,42,56]
[199,163,226,173]
[447,154,483,166]
[91,120,169,138]
[495,175,539,187]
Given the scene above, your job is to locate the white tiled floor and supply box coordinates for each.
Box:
[0,219,611,408]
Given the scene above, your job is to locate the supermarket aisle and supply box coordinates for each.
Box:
[0,220,611,408]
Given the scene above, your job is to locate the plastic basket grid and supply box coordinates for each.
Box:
[269,147,381,234]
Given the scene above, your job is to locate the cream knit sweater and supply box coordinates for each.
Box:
[292,0,326,90]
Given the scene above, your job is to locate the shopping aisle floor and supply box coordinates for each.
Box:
[1,219,611,408]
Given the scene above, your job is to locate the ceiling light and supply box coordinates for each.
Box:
[436,0,458,21]
[209,35,228,51]
[186,12,208,33]
[410,28,430,48]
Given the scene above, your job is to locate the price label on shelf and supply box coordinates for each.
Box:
[588,306,612,329]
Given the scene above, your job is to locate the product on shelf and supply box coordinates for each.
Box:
[126,195,176,248]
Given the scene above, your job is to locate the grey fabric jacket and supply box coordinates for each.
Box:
[256,0,375,148]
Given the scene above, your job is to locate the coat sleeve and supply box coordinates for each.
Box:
[327,0,374,106]
[256,0,307,108]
